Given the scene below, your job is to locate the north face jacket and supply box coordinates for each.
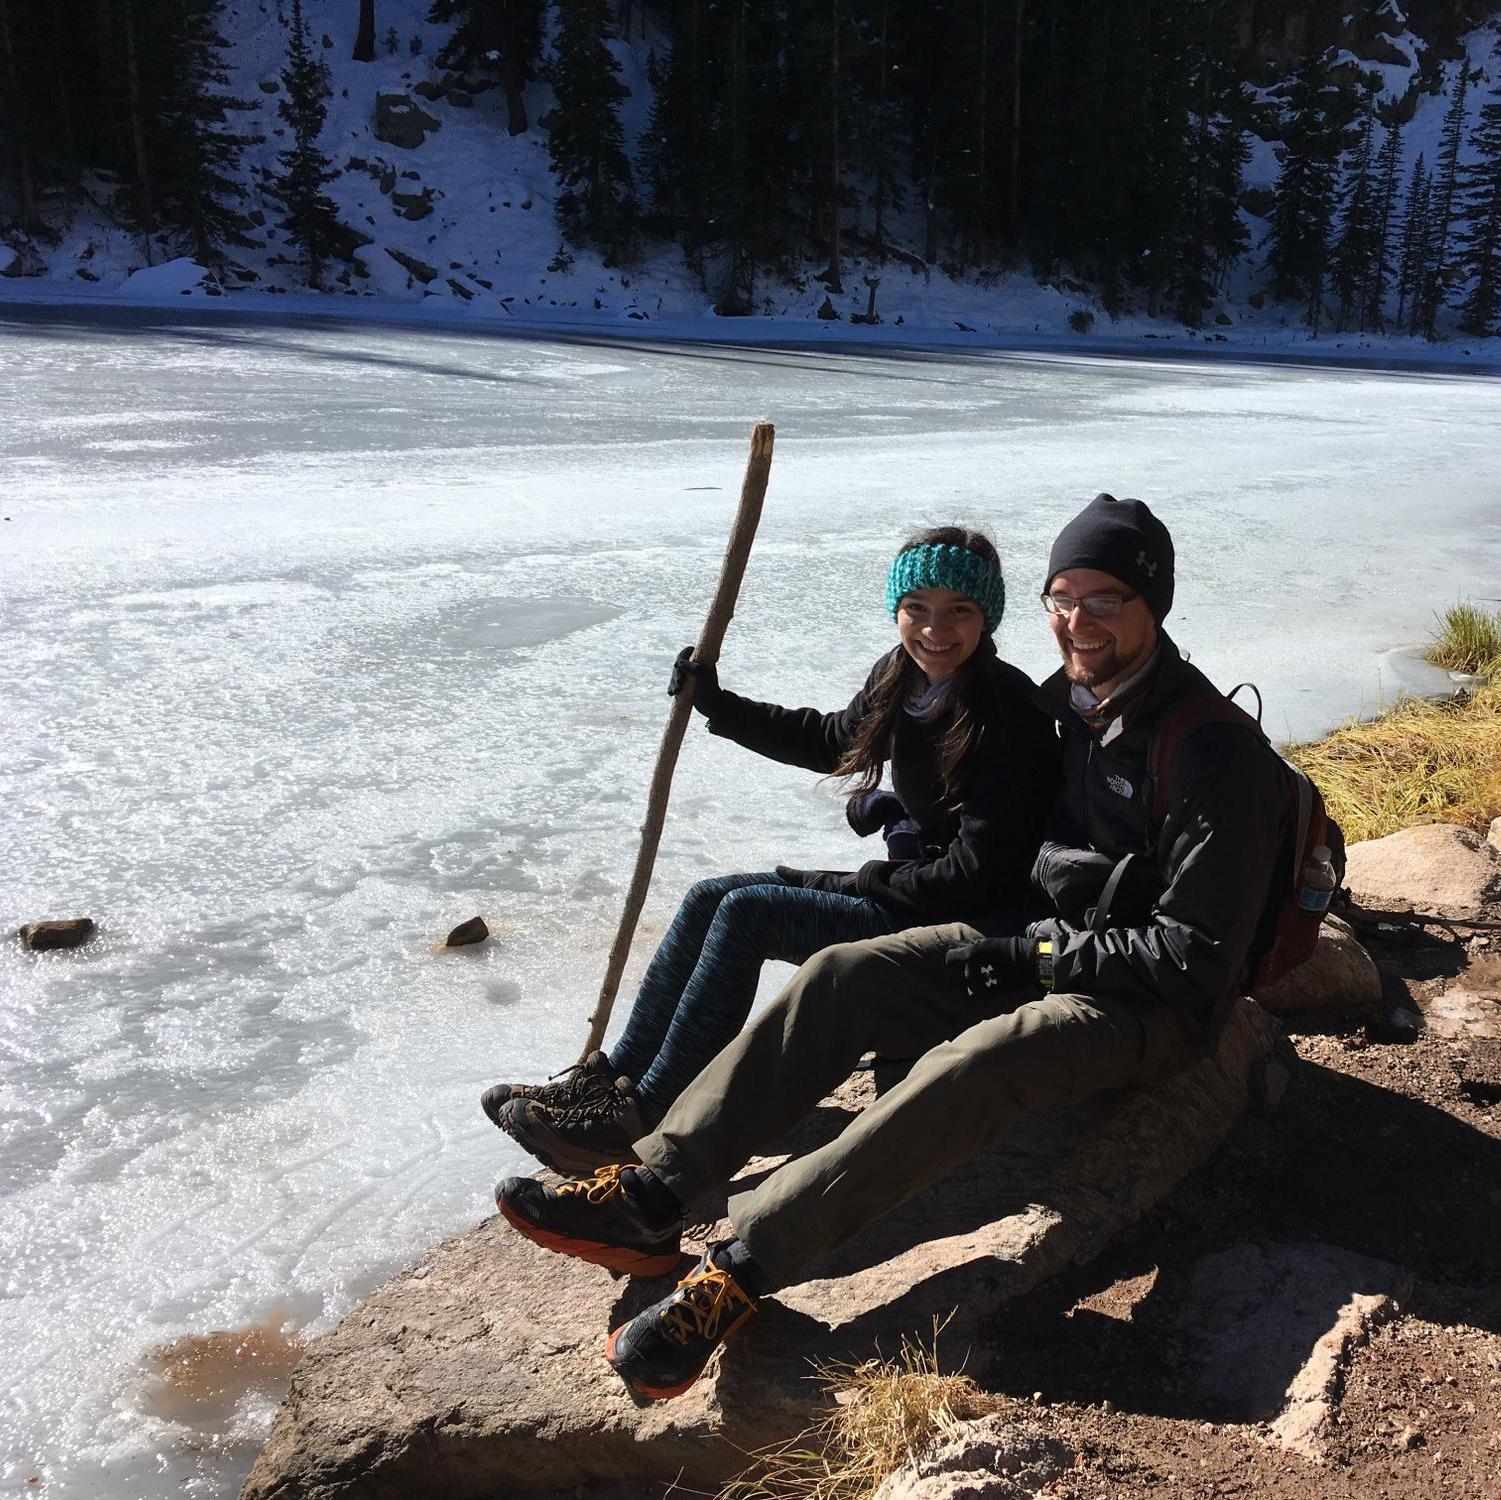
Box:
[1029,633,1288,1035]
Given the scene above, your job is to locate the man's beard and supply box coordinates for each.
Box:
[1060,639,1122,689]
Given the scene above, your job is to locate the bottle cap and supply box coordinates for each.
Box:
[1311,844,1331,861]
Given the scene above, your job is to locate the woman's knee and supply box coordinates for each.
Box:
[710,882,787,938]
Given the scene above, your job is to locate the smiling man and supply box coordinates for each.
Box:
[494,493,1298,1405]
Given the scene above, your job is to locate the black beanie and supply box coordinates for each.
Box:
[1044,493,1175,622]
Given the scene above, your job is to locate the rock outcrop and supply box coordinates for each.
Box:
[1343,823,1501,917]
[1146,1240,1411,1460]
[1256,914,1383,1019]
[242,998,1284,1500]
[870,1417,1073,1500]
[373,92,440,150]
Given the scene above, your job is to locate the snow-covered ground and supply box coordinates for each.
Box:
[1,305,1499,1499]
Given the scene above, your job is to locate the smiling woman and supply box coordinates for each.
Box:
[484,524,1062,1178]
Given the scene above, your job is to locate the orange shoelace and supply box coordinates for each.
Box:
[553,1162,628,1203]
[660,1262,755,1346]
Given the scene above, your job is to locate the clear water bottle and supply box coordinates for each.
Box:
[1297,844,1337,914]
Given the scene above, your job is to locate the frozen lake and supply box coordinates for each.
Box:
[2,303,1498,1497]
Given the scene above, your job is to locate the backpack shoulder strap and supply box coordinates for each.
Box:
[1148,690,1266,824]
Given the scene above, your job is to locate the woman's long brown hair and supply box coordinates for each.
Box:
[834,526,1002,808]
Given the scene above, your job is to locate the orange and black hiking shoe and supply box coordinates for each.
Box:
[604,1248,759,1401]
[494,1163,683,1278]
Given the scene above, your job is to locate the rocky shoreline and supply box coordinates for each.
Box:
[241,824,1501,1499]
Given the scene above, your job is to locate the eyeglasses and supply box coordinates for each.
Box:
[1040,591,1139,619]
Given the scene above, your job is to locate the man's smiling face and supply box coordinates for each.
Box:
[1046,567,1158,698]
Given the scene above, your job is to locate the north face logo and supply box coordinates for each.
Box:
[1106,774,1134,798]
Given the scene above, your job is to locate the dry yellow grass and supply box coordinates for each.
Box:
[716,1329,1001,1500]
[1426,602,1501,677]
[1284,685,1501,844]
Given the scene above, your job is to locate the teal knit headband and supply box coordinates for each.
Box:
[886,544,1006,632]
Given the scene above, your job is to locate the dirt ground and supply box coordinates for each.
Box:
[957,920,1501,1500]
[600,921,1501,1500]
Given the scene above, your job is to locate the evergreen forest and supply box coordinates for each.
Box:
[3,0,1501,335]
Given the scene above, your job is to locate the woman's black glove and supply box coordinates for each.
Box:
[667,646,723,715]
[943,936,1043,1004]
[775,864,855,895]
[847,790,906,837]
[847,791,925,862]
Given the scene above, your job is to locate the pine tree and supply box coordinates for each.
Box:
[0,0,41,231]
[545,0,634,260]
[155,0,249,263]
[1264,53,1346,332]
[268,0,344,288]
[1329,101,1379,332]
[354,0,376,62]
[1394,153,1431,331]
[1174,55,1249,326]
[1456,55,1501,336]
[1416,59,1471,338]
[641,8,711,258]
[1360,117,1403,331]
[850,0,906,251]
[427,0,544,136]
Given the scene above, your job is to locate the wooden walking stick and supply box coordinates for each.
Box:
[581,421,775,1059]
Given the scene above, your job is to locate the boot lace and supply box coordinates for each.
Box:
[659,1262,755,1346]
[557,1078,633,1126]
[552,1162,629,1204]
[542,1056,610,1108]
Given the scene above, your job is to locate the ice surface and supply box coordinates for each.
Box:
[1,306,1498,1497]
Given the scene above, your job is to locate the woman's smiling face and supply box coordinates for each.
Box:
[896,587,985,683]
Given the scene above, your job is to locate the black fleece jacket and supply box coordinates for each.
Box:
[1029,633,1288,1035]
[700,640,1061,923]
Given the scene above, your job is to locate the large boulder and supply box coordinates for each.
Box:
[373,92,440,150]
[1,242,46,278]
[1342,823,1501,918]
[241,999,1285,1500]
[1255,914,1383,1019]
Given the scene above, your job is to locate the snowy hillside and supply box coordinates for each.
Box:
[2,0,1501,354]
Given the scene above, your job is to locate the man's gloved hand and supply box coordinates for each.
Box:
[775,864,854,895]
[667,646,723,715]
[943,936,1042,1003]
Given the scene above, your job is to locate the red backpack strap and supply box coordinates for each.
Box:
[1148,691,1265,824]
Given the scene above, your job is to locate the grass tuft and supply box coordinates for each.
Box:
[716,1326,1001,1500]
[1427,601,1501,678]
[1285,685,1501,844]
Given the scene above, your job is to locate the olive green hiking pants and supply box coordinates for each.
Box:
[633,922,1195,1289]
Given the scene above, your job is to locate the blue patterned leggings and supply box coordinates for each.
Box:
[608,872,896,1120]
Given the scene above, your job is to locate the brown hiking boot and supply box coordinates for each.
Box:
[480,1049,615,1130]
[498,1077,650,1177]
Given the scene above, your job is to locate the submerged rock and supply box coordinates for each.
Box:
[19,917,96,951]
[241,998,1284,1499]
[444,916,488,947]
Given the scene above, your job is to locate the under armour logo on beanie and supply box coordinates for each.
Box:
[1045,493,1175,622]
